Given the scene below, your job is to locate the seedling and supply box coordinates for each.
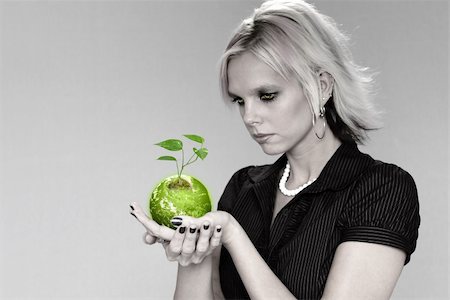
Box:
[155,134,208,188]
[150,134,212,228]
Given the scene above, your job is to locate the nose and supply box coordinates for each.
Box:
[242,100,262,126]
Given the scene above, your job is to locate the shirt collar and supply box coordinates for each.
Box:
[247,142,375,193]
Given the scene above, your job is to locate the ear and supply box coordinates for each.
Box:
[318,71,334,105]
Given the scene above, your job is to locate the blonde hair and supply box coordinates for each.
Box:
[219,0,382,143]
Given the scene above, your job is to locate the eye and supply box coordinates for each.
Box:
[231,97,244,106]
[260,92,277,102]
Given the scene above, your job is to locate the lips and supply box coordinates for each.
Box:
[253,133,273,143]
[254,134,270,137]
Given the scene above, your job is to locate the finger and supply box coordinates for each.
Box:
[170,216,183,228]
[189,222,212,264]
[129,202,174,241]
[181,224,197,257]
[143,232,157,245]
[210,225,223,248]
[172,215,208,229]
[195,221,212,254]
[166,226,186,261]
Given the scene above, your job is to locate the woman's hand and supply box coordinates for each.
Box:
[163,220,223,266]
[164,211,238,266]
[129,202,175,243]
[173,211,237,246]
[130,202,238,266]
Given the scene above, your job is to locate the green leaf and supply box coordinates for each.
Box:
[183,134,204,144]
[155,139,183,151]
[157,156,177,161]
[193,147,208,160]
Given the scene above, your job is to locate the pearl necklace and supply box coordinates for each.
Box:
[279,161,316,197]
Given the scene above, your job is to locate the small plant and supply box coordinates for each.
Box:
[155,134,208,188]
[150,134,212,228]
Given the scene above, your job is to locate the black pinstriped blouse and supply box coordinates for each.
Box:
[217,142,420,300]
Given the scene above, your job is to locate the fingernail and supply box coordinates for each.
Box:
[197,229,200,233]
[129,204,134,210]
[172,216,182,220]
[171,219,182,226]
[216,226,222,233]
[179,226,186,234]
[203,224,210,230]
[130,211,137,219]
[189,226,196,234]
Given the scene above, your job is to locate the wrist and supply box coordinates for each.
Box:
[222,214,242,248]
[178,255,212,270]
[175,256,213,300]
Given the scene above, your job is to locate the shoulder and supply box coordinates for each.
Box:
[355,160,418,200]
[347,159,419,215]
[340,160,420,263]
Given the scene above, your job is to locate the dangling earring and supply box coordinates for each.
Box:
[312,99,326,140]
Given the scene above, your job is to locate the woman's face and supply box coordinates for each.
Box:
[227,52,316,156]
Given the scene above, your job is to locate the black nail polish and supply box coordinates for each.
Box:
[171,220,182,226]
[189,227,196,234]
[203,224,210,230]
[197,229,200,233]
[216,227,222,233]
[179,226,186,234]
[129,204,134,210]
[130,212,137,219]
[172,216,182,220]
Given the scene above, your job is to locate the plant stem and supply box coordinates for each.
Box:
[183,156,198,169]
[178,143,204,179]
[185,152,197,165]
[176,160,180,178]
[179,147,185,179]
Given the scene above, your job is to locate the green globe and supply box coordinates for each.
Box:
[149,174,212,229]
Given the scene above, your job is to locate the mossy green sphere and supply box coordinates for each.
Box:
[149,174,212,229]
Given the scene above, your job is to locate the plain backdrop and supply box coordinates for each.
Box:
[0,0,448,299]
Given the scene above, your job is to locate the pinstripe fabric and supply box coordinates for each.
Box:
[218,142,420,300]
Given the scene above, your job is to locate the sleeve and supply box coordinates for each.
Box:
[338,163,420,264]
[217,166,253,213]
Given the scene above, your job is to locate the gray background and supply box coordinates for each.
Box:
[0,0,448,299]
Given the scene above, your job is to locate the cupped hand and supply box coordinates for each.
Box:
[174,211,235,245]
[163,211,237,266]
[130,203,236,267]
[163,219,223,266]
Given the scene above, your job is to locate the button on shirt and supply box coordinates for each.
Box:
[217,142,420,299]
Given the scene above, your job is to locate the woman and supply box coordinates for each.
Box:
[130,0,420,299]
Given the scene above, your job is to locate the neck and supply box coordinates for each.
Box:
[284,128,342,187]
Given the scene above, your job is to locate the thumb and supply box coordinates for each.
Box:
[143,232,157,245]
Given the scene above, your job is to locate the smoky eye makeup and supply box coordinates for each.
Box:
[259,92,278,101]
[229,93,278,105]
[228,86,280,105]
[231,97,244,105]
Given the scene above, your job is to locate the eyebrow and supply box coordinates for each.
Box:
[228,84,281,98]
